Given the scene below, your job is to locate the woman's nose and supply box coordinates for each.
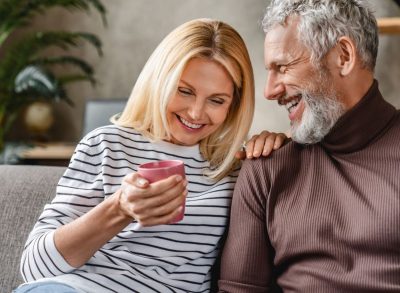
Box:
[188,100,204,120]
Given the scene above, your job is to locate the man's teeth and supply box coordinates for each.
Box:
[179,116,203,129]
[284,96,301,113]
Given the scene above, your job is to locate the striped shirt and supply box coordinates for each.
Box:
[21,126,238,293]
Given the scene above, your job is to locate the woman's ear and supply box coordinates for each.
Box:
[335,36,356,76]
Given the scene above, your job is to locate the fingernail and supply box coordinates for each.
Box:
[175,175,182,182]
[138,178,147,186]
[254,151,260,157]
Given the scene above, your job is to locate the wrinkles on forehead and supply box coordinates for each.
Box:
[264,16,310,70]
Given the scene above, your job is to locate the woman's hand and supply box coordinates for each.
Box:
[119,172,188,227]
[236,130,287,160]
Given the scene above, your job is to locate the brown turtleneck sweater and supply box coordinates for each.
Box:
[218,81,400,292]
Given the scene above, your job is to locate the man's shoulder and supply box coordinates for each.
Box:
[241,139,306,173]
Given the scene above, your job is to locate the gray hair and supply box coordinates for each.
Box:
[262,0,379,71]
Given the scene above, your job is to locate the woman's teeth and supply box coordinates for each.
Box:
[178,116,203,129]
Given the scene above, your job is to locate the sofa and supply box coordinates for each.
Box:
[0,165,66,292]
[0,165,224,292]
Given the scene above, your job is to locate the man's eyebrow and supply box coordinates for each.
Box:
[265,53,289,68]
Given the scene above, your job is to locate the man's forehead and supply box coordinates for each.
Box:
[264,17,299,48]
[264,18,307,64]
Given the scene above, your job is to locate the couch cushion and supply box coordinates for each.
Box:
[0,165,66,292]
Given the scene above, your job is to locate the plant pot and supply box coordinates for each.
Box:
[24,101,54,140]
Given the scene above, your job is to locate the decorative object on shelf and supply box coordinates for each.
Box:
[24,101,54,138]
[0,0,107,152]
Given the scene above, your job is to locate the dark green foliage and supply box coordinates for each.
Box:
[0,0,106,147]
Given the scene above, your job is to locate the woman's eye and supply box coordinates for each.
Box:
[178,88,192,96]
[210,98,224,105]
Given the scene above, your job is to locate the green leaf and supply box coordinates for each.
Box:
[0,0,106,140]
[32,56,95,75]
[58,73,96,86]
[0,31,102,90]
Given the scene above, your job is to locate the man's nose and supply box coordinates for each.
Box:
[188,100,204,120]
[264,72,285,100]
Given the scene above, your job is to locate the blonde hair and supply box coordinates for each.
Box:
[115,18,254,180]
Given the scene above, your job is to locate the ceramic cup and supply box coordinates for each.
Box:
[137,160,186,222]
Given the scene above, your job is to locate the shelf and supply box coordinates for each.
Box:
[377,17,400,34]
[19,143,75,160]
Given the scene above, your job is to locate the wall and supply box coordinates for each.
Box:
[10,0,400,142]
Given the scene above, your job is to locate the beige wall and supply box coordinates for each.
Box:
[22,0,400,142]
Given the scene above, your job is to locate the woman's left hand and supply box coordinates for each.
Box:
[235,130,287,160]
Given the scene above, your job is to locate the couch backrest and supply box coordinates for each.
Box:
[0,165,66,292]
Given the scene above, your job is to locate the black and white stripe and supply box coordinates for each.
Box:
[21,126,238,292]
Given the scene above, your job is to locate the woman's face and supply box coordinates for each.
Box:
[166,58,234,146]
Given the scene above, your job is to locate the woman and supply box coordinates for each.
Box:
[16,19,286,293]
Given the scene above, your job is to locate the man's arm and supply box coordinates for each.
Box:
[219,159,274,292]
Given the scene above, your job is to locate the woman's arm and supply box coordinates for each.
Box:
[54,173,186,268]
[20,130,187,279]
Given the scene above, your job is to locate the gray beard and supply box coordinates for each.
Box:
[291,91,345,144]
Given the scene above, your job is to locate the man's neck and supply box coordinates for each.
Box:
[340,70,374,111]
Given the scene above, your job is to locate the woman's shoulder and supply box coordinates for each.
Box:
[81,125,149,144]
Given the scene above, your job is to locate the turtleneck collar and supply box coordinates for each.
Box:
[320,80,397,154]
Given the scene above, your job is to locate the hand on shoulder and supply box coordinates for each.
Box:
[235,130,289,160]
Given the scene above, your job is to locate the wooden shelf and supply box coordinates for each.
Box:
[377,17,400,34]
[19,143,75,160]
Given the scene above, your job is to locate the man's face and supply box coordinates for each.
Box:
[263,17,344,144]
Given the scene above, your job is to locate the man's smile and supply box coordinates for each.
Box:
[278,94,304,120]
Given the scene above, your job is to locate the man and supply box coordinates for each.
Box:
[218,0,400,292]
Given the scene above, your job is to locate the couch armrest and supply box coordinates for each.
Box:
[0,165,66,292]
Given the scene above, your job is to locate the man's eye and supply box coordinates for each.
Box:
[178,87,192,96]
[278,65,287,73]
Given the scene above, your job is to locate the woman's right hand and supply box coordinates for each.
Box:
[119,172,188,227]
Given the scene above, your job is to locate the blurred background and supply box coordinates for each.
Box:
[0,0,399,161]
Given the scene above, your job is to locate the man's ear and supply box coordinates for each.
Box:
[335,36,356,76]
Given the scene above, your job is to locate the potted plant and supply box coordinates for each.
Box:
[0,0,107,152]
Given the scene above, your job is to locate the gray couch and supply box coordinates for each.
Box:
[0,165,66,292]
[0,165,229,292]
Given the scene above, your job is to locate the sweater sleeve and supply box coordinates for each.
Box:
[20,132,106,281]
[218,158,274,292]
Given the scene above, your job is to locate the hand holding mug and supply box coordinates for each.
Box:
[119,160,187,227]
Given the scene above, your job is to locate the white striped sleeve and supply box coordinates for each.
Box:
[20,132,106,281]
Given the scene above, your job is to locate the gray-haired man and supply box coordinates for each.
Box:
[219,0,400,292]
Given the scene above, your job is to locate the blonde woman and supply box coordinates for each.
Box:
[16,19,286,293]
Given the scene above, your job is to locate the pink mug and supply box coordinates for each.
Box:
[137,160,186,222]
